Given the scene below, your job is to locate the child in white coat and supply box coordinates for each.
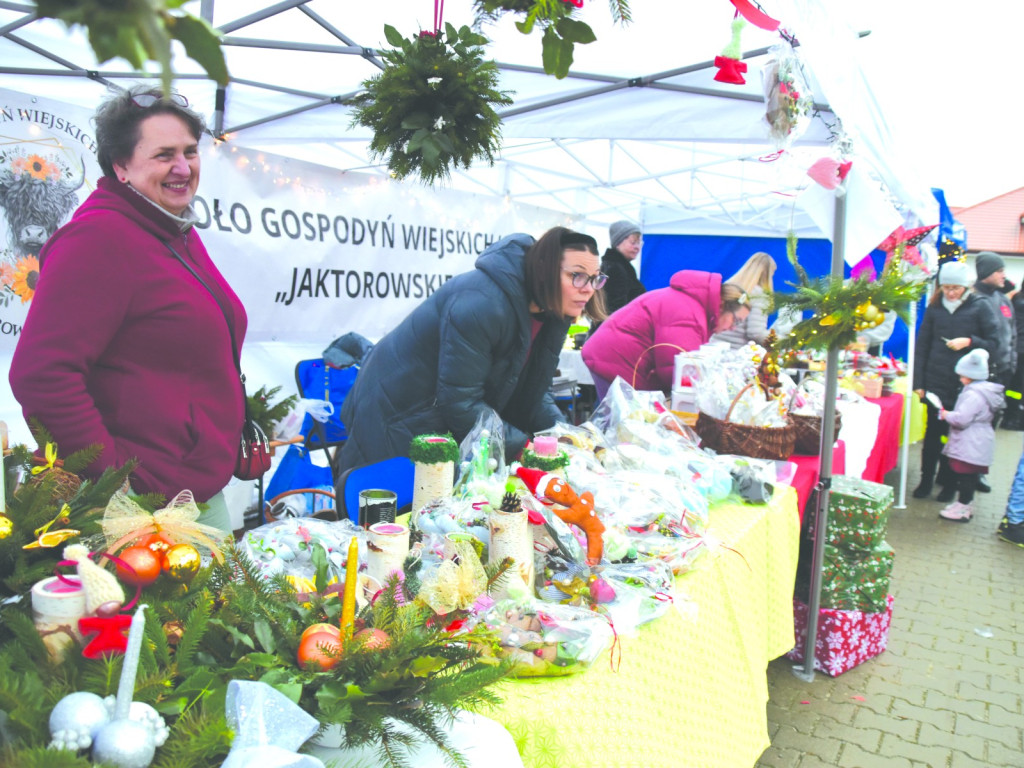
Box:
[938,348,1004,521]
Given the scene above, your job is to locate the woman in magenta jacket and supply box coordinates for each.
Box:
[9,86,245,534]
[582,270,749,398]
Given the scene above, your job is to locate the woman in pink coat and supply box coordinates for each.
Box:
[582,270,749,398]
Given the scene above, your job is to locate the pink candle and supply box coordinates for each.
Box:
[533,436,558,457]
[369,523,405,535]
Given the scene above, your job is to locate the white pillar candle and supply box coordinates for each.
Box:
[31,576,87,661]
[412,460,455,514]
[488,507,534,590]
[114,604,147,720]
[366,522,410,587]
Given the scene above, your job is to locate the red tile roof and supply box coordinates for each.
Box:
[951,187,1024,255]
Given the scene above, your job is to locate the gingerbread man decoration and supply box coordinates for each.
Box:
[516,467,605,564]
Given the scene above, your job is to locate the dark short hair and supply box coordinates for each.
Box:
[94,84,207,178]
[525,226,607,322]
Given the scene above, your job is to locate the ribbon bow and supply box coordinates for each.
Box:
[30,442,58,475]
[418,539,487,615]
[101,490,227,562]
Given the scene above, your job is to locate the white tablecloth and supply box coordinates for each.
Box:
[558,348,593,386]
[834,397,882,480]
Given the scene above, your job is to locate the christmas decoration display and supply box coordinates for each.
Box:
[516,467,606,564]
[713,16,747,84]
[348,23,513,184]
[773,230,928,352]
[874,223,937,274]
[101,489,227,564]
[789,594,894,677]
[761,42,814,149]
[474,0,631,79]
[488,486,535,588]
[409,434,458,513]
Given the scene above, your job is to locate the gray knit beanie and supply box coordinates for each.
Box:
[609,220,641,249]
[974,251,1005,281]
[954,348,990,381]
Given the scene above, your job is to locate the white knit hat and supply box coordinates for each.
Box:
[938,261,971,288]
[955,348,990,381]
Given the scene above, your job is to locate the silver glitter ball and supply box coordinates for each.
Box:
[92,719,156,768]
[49,691,110,742]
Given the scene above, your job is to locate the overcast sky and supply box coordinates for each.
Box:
[850,1,1024,207]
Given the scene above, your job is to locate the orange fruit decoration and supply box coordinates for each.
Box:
[115,545,163,586]
[301,623,341,644]
[354,627,390,650]
[297,629,342,671]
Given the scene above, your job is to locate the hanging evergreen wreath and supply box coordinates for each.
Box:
[475,0,631,79]
[349,23,513,184]
[773,231,928,352]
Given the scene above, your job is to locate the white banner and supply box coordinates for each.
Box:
[0,87,573,445]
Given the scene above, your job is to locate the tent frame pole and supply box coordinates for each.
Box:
[894,299,918,509]
[793,181,848,683]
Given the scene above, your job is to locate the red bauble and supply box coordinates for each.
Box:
[115,545,162,586]
[297,632,342,671]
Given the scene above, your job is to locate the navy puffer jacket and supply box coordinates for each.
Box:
[337,233,569,474]
[913,292,999,408]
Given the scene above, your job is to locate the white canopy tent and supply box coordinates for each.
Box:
[1,0,936,236]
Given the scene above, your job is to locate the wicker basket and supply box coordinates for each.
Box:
[694,383,797,460]
[790,412,843,455]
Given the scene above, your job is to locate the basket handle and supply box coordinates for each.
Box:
[725,382,756,422]
[631,343,687,390]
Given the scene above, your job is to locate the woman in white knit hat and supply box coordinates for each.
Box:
[936,348,1005,521]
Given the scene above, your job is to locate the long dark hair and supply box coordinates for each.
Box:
[524,226,607,322]
[94,84,206,178]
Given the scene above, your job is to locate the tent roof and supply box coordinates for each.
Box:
[0,0,935,236]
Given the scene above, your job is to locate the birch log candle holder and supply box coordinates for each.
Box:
[366,522,410,586]
[31,575,87,661]
[409,435,459,514]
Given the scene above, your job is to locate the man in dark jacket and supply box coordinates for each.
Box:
[1004,287,1024,430]
[600,220,646,315]
[973,251,1016,385]
[336,229,605,476]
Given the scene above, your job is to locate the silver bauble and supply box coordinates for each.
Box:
[49,691,110,743]
[92,719,156,768]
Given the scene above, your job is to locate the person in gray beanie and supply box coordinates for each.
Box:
[599,220,646,316]
[936,348,1005,521]
[912,260,1000,501]
[972,251,1017,428]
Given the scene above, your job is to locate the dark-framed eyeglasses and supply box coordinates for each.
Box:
[131,92,189,109]
[563,270,608,290]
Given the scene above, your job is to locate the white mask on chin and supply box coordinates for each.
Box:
[942,296,964,313]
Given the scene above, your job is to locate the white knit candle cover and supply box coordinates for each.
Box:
[365,522,410,587]
[31,576,87,661]
[488,507,535,589]
[412,460,455,513]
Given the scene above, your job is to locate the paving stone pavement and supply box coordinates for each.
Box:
[757,428,1024,768]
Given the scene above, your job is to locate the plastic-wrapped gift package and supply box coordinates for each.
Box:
[819,475,894,552]
[788,594,894,677]
[412,496,491,549]
[479,599,614,677]
[240,517,364,583]
[802,542,894,613]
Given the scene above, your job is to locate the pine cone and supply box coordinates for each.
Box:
[500,491,522,513]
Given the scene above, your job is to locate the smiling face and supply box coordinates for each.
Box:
[113,113,200,216]
[560,249,601,319]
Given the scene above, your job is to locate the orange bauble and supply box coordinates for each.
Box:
[354,627,391,650]
[297,631,342,671]
[301,623,341,644]
[115,545,163,586]
[137,532,174,557]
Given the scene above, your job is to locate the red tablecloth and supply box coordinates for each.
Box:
[861,393,904,483]
[788,440,846,523]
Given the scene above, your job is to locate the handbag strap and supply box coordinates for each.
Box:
[162,241,251,412]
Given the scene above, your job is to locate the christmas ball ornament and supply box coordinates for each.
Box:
[116,546,162,587]
[0,513,12,539]
[49,691,110,750]
[161,543,201,582]
[862,303,880,322]
[92,718,156,768]
[818,312,840,326]
[297,630,342,671]
[354,627,391,650]
[301,623,341,644]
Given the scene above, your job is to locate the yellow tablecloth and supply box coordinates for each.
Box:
[484,486,801,768]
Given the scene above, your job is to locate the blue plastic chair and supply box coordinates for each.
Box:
[294,358,358,462]
[336,456,415,525]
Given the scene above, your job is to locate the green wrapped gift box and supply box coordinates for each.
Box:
[823,475,894,552]
[817,542,894,613]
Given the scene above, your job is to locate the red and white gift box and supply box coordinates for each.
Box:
[787,594,894,676]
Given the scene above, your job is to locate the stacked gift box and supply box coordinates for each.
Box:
[790,475,895,676]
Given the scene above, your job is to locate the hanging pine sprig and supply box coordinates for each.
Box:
[349,23,513,184]
[773,236,928,352]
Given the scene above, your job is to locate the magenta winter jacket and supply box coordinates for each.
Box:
[582,270,722,393]
[9,177,246,502]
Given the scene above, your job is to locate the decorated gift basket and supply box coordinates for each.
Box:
[694,381,797,461]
